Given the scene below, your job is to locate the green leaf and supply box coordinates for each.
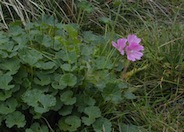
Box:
[35,94,56,113]
[0,90,12,101]
[51,74,67,90]
[95,57,113,70]
[78,1,93,13]
[82,106,101,126]
[50,97,63,111]
[35,61,56,70]
[0,50,8,58]
[82,117,95,126]
[25,122,49,132]
[13,68,28,84]
[76,94,96,113]
[18,48,43,66]
[81,45,93,56]
[40,15,56,26]
[60,90,76,105]
[59,73,77,87]
[0,41,14,52]
[52,39,62,51]
[65,116,81,131]
[117,81,128,89]
[0,74,14,90]
[51,81,66,90]
[77,95,96,106]
[95,81,106,91]
[56,51,78,64]
[5,111,26,128]
[58,119,68,131]
[34,73,51,86]
[93,117,112,132]
[22,89,56,114]
[12,34,28,48]
[59,105,73,116]
[9,25,23,36]
[27,29,41,41]
[0,116,3,126]
[22,89,42,107]
[124,91,136,99]
[99,17,111,24]
[60,63,71,71]
[0,58,20,75]
[0,98,18,114]
[86,70,116,91]
[102,83,122,104]
[0,33,9,44]
[84,106,101,119]
[42,35,53,47]
[82,31,104,45]
[115,61,124,71]
[113,0,122,6]
[58,116,81,131]
[63,24,78,38]
[65,52,78,64]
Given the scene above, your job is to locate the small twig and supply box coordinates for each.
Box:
[41,116,54,132]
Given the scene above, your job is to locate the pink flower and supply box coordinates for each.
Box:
[127,34,141,44]
[112,34,144,61]
[112,38,127,55]
[126,43,144,61]
[126,34,144,61]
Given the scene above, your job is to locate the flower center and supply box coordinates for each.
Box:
[130,50,134,53]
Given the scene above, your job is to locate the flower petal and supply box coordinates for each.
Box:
[117,38,127,48]
[127,43,144,51]
[117,38,127,51]
[125,44,144,61]
[120,50,125,55]
[127,34,141,44]
[135,44,144,51]
[127,53,136,61]
[133,51,143,60]
[112,41,118,49]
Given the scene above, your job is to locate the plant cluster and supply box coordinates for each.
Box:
[0,17,136,131]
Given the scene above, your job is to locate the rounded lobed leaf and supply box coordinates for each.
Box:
[0,90,12,101]
[0,58,20,75]
[18,48,43,66]
[0,98,18,114]
[102,83,122,104]
[124,91,136,99]
[34,73,51,86]
[60,90,76,105]
[59,73,77,87]
[0,74,14,90]
[93,117,112,132]
[58,116,81,131]
[25,122,49,132]
[22,89,56,114]
[5,111,26,128]
[59,105,73,116]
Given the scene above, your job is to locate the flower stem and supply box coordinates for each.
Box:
[122,60,130,80]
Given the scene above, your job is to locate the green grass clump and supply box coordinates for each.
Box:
[0,0,184,131]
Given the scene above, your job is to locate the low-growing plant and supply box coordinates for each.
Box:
[0,16,142,131]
